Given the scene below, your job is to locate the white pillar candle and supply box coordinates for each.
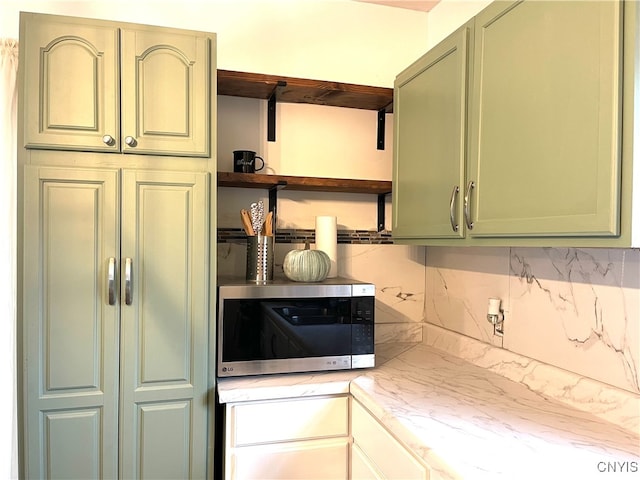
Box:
[315,215,337,278]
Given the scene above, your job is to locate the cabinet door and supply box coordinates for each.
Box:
[351,443,384,480]
[468,0,622,237]
[393,24,470,239]
[352,400,429,480]
[21,14,120,152]
[119,170,209,479]
[121,28,210,157]
[23,166,119,479]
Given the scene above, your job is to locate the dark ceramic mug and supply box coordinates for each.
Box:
[233,150,265,173]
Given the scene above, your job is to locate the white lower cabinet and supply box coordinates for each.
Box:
[351,399,430,480]
[224,395,350,480]
[223,394,431,480]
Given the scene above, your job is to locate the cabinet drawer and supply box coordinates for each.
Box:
[229,439,349,480]
[352,400,429,480]
[228,395,349,446]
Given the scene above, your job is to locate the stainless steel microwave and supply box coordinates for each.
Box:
[217,277,375,377]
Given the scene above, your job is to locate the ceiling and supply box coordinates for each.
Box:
[356,0,440,13]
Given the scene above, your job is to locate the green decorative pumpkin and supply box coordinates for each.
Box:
[283,243,331,282]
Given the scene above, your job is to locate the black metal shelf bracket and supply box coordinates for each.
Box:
[267,81,288,142]
[377,102,393,150]
[268,181,288,234]
[377,192,391,232]
[377,109,386,150]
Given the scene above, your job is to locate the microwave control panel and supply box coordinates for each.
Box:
[352,296,375,354]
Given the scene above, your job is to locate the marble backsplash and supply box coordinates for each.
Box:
[426,247,640,396]
[218,239,640,397]
[217,241,426,343]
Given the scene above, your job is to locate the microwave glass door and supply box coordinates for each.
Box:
[222,297,358,362]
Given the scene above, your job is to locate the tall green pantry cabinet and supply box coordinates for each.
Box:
[17,12,217,479]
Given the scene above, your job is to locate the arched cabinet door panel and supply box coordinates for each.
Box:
[121,28,210,157]
[21,14,119,152]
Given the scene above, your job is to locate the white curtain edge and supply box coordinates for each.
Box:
[1,37,19,480]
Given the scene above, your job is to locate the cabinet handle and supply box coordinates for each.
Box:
[463,181,475,230]
[107,257,116,305]
[124,258,133,306]
[124,136,138,147]
[449,185,459,232]
[102,134,116,146]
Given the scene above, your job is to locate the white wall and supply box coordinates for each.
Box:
[425,0,491,49]
[217,97,394,231]
[0,0,429,87]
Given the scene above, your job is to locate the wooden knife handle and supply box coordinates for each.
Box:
[240,209,255,236]
[263,211,274,236]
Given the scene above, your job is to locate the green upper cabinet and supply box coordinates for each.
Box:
[21,13,210,157]
[392,0,637,246]
[467,0,622,237]
[393,23,471,239]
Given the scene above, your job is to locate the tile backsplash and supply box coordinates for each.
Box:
[426,246,640,395]
[217,228,393,245]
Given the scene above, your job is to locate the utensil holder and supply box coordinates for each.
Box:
[246,235,274,283]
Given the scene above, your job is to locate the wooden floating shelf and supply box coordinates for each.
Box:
[217,70,394,112]
[216,71,395,229]
[217,172,392,195]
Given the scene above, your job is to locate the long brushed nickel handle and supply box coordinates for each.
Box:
[464,181,475,230]
[449,185,460,232]
[107,257,116,305]
[124,258,133,306]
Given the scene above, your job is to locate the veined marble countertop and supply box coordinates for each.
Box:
[217,343,640,480]
[217,368,357,403]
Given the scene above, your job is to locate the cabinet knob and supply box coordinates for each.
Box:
[102,134,116,146]
[124,136,138,147]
